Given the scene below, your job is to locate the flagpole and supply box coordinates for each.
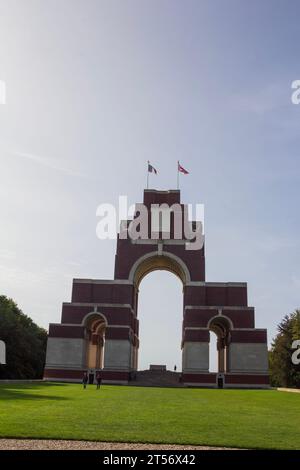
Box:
[177,161,179,190]
[147,160,149,189]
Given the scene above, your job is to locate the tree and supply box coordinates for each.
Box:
[269,310,300,388]
[0,295,47,379]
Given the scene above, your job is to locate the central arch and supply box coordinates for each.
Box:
[129,252,188,373]
[137,270,183,371]
[129,251,191,287]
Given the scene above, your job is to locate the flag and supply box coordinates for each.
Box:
[178,162,189,174]
[148,162,158,174]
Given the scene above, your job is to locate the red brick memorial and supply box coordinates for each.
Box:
[44,189,269,388]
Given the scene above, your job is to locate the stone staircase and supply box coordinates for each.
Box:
[129,369,185,388]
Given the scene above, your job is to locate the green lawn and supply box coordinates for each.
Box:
[0,382,299,449]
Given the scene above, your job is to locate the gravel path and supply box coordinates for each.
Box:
[0,439,230,450]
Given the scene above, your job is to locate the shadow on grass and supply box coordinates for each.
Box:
[0,382,70,401]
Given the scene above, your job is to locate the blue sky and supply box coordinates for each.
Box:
[0,0,299,370]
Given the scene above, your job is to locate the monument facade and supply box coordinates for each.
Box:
[44,189,269,388]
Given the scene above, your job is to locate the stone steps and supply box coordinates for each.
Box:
[129,370,185,388]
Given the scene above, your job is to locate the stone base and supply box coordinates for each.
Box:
[182,372,270,388]
[43,368,130,384]
[44,368,270,389]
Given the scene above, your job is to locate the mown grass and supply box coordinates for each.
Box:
[0,383,299,449]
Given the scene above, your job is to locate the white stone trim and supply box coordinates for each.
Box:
[131,239,189,246]
[144,189,180,194]
[226,372,269,376]
[45,378,82,383]
[108,325,131,329]
[128,250,191,284]
[185,306,253,310]
[186,282,247,287]
[73,279,133,285]
[229,369,269,374]
[231,328,267,332]
[184,327,209,330]
[81,311,108,327]
[207,314,234,330]
[63,302,134,312]
[49,323,132,329]
[45,365,83,370]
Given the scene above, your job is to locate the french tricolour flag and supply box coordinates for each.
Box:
[148,162,158,174]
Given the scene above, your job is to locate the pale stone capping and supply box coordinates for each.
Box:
[186,282,247,287]
[184,327,209,330]
[131,239,190,246]
[232,328,267,332]
[49,323,84,327]
[185,305,253,310]
[63,302,134,312]
[73,279,134,285]
[144,189,180,194]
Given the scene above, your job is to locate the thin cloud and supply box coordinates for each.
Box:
[13,150,88,179]
[0,141,94,180]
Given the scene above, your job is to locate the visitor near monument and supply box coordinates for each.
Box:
[82,371,88,389]
[96,371,102,389]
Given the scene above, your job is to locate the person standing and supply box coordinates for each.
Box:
[83,371,88,389]
[96,371,102,390]
[174,365,177,372]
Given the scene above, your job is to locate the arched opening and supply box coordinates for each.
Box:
[137,270,183,371]
[130,253,190,287]
[84,313,107,371]
[208,316,231,374]
[209,331,218,372]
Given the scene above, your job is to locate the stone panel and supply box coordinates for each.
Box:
[182,342,209,372]
[229,343,269,373]
[46,338,85,368]
[104,339,132,370]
